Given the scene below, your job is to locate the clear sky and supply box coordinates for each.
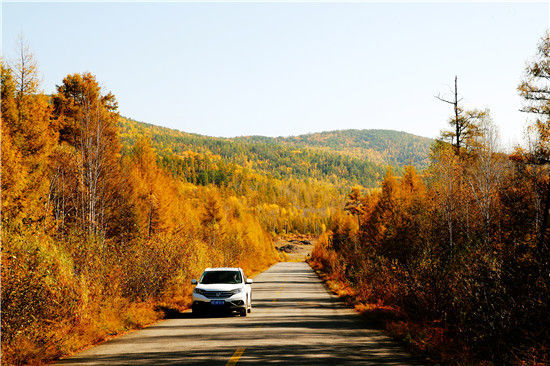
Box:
[2,2,548,147]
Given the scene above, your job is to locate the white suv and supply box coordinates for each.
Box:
[191,267,253,316]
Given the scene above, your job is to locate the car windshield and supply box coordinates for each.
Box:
[200,270,242,284]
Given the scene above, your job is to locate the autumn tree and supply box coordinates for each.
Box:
[427,141,464,257]
[124,137,174,237]
[434,81,490,252]
[1,38,56,230]
[1,64,25,228]
[394,166,426,260]
[202,188,225,250]
[436,76,483,155]
[52,73,121,238]
[344,186,365,217]
[13,34,39,124]
[371,169,400,241]
[466,116,505,245]
[518,31,550,259]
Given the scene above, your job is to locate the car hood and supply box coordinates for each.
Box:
[196,283,244,291]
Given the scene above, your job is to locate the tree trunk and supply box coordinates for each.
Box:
[454,76,460,154]
[539,177,550,261]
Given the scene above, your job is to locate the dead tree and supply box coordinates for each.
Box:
[436,76,462,154]
[436,76,483,156]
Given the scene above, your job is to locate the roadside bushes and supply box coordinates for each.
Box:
[311,143,549,364]
[1,232,80,365]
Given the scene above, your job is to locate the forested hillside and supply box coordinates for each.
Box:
[117,118,432,239]
[236,129,433,168]
[119,117,347,235]
[119,117,393,188]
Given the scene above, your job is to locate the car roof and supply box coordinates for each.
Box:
[203,267,242,272]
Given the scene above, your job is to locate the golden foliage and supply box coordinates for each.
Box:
[1,61,278,365]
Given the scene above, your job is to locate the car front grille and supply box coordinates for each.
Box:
[204,290,233,299]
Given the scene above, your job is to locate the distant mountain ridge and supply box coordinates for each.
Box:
[235,129,433,168]
[118,117,433,188]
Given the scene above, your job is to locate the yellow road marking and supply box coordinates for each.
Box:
[264,284,285,314]
[226,348,245,366]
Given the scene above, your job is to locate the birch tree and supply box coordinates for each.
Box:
[467,114,504,245]
[52,73,120,239]
[518,31,550,259]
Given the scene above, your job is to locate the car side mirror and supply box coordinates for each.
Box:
[246,279,253,284]
[191,279,197,285]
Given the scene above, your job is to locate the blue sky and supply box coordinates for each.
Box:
[2,2,548,146]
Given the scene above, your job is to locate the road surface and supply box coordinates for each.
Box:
[58,262,420,365]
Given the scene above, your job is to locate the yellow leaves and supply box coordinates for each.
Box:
[132,137,158,174]
[401,166,425,193]
[201,188,224,227]
[125,138,179,237]
[0,123,27,228]
[1,63,56,231]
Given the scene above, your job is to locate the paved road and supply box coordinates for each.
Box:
[58,262,419,365]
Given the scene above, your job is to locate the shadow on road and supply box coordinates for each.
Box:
[157,306,245,320]
[57,342,414,365]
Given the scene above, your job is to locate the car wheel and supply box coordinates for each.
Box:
[192,305,202,317]
[240,308,247,317]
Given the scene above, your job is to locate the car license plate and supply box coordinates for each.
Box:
[211,300,224,306]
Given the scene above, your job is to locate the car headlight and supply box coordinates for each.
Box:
[193,288,206,295]
[231,287,244,295]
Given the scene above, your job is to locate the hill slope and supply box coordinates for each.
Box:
[235,129,433,168]
[118,117,433,188]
